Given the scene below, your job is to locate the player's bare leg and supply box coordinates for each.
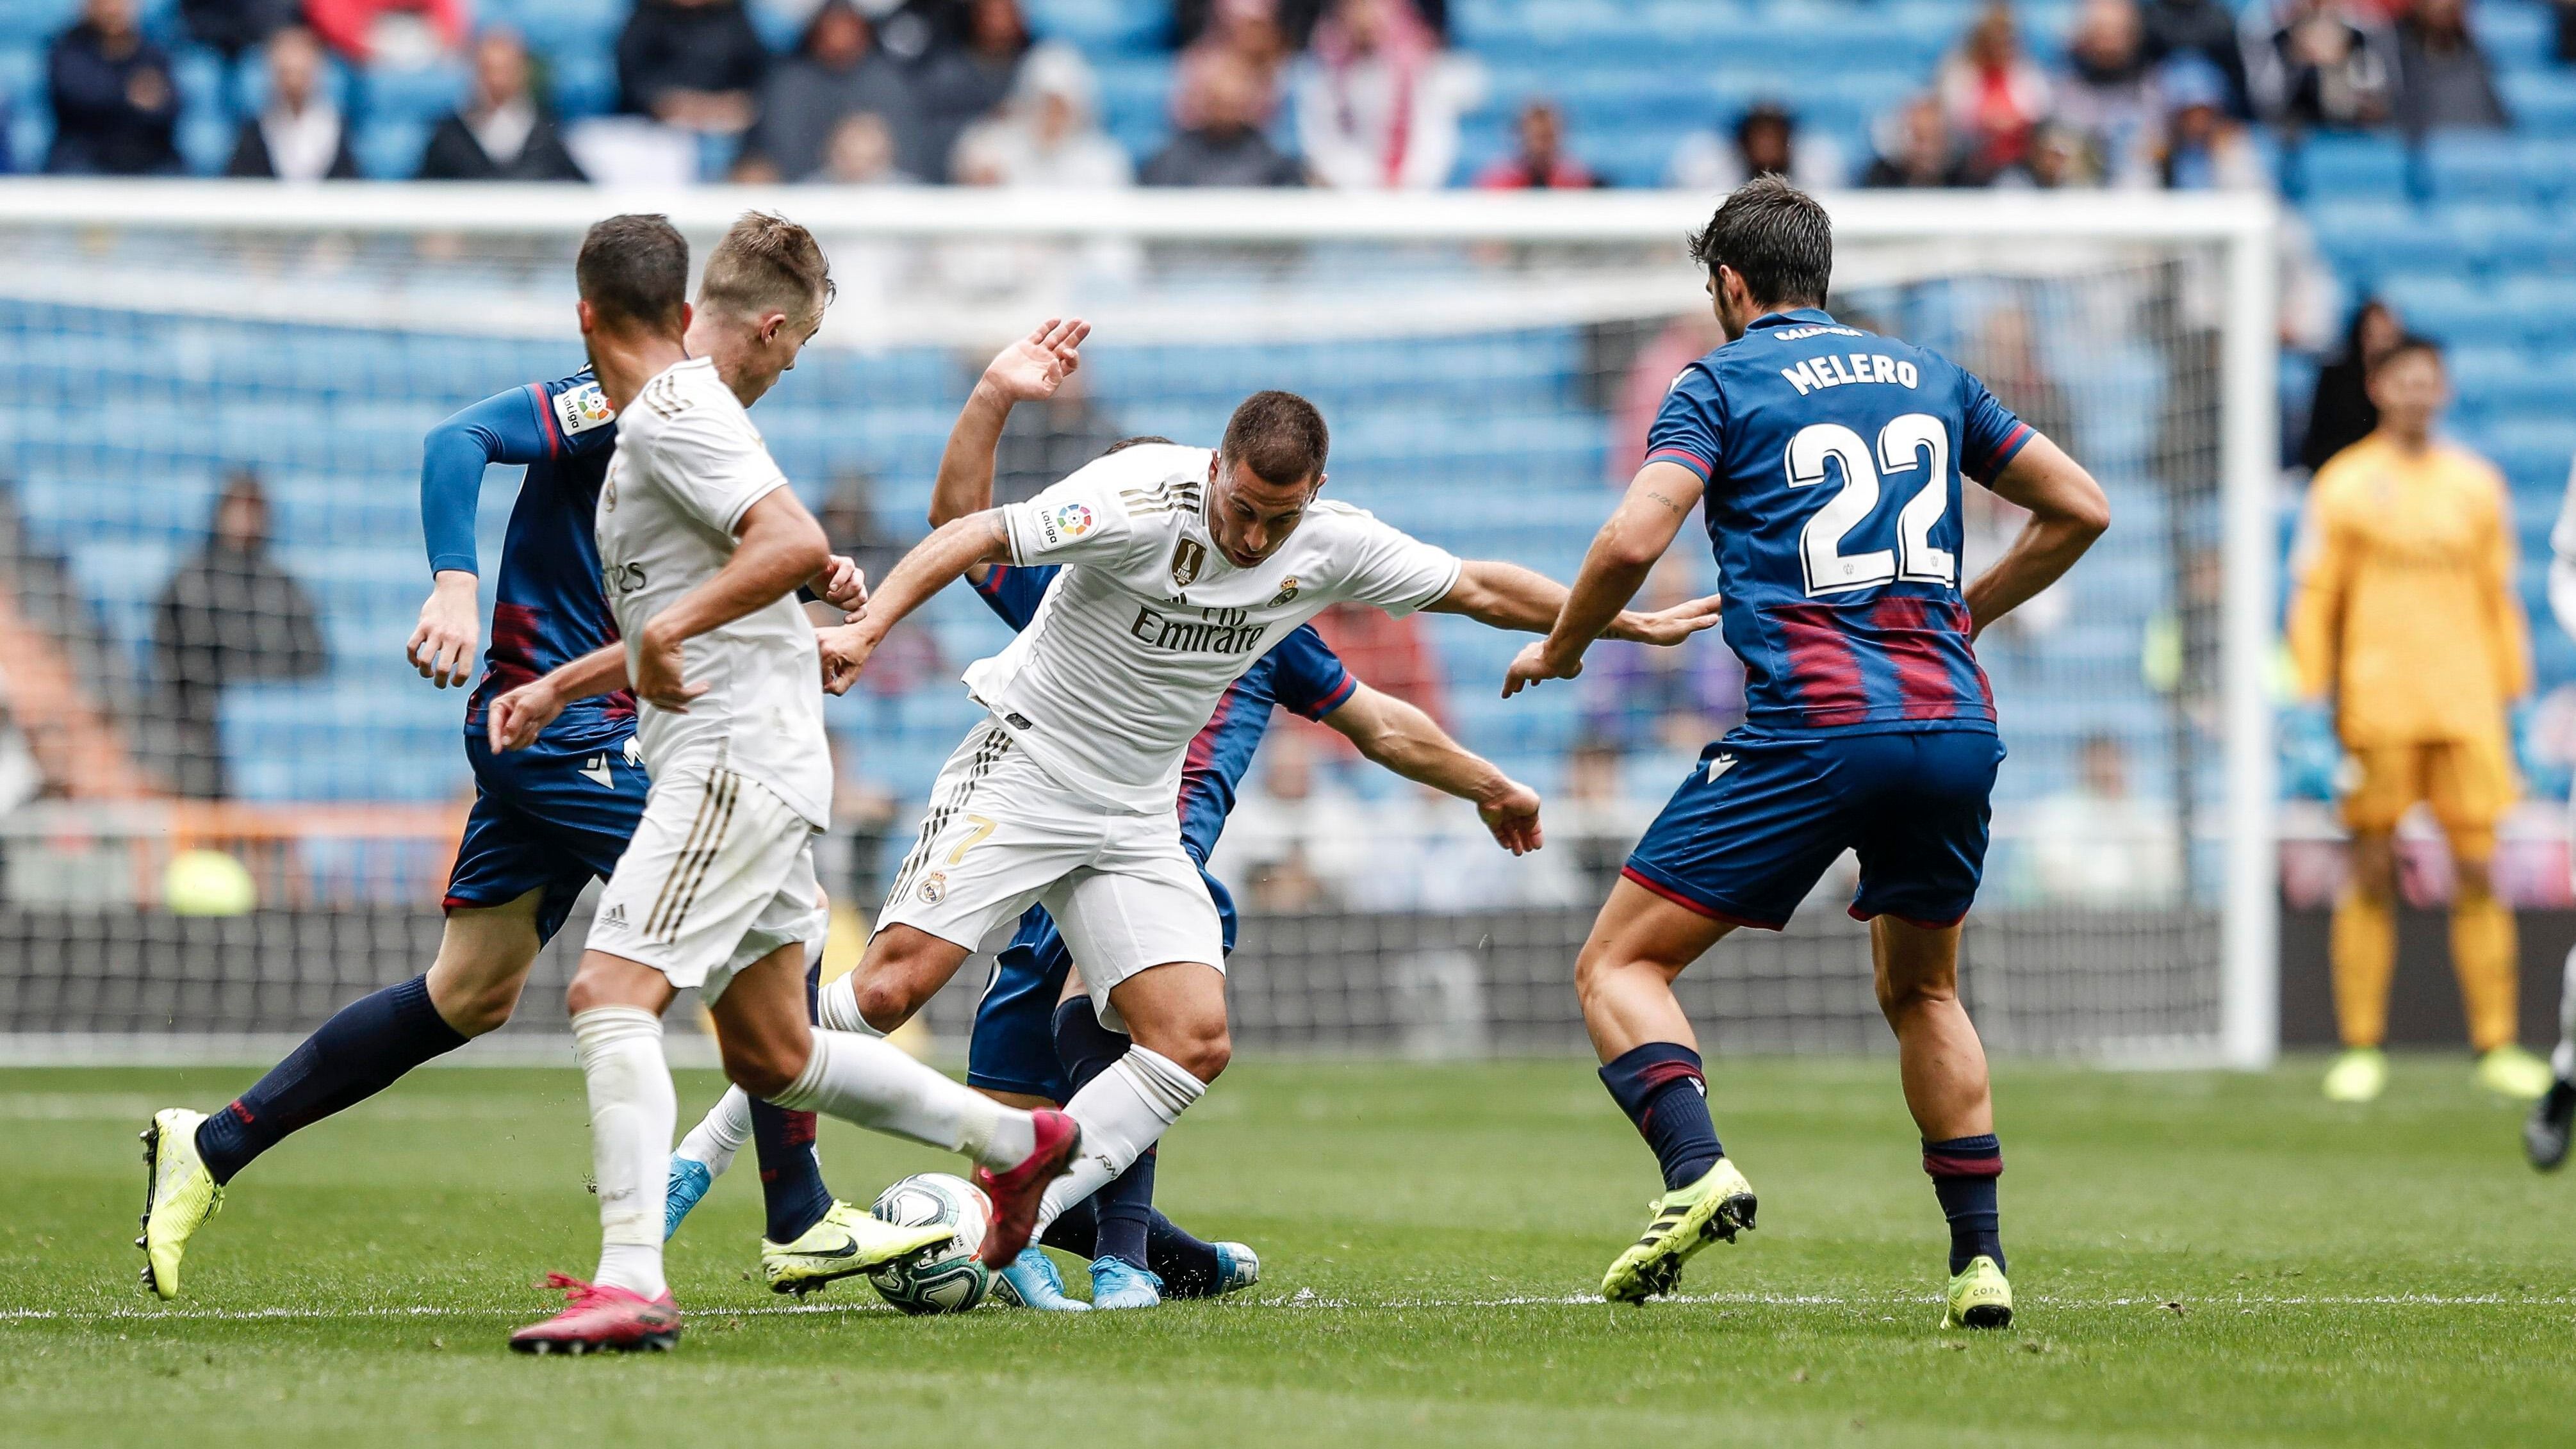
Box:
[837,923,977,1033]
[1871,917,2010,1329]
[2326,830,2399,1102]
[140,891,545,1299]
[1576,879,1758,1302]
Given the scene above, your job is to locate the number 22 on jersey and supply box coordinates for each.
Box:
[1785,412,1958,596]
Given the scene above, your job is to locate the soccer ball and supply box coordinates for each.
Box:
[865,1173,994,1315]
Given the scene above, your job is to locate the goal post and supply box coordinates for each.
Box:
[0,181,2277,1068]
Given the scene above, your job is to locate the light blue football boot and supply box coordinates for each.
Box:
[995,1247,1091,1311]
[1090,1256,1164,1310]
[1213,1241,1261,1297]
[664,1157,713,1241]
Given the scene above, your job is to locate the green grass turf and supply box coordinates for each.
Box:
[1,1056,2570,1448]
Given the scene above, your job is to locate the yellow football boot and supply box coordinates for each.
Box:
[2322,1047,2388,1103]
[1600,1157,1758,1304]
[1942,1254,2014,1330]
[2476,1045,2552,1102]
[760,1200,951,1296]
[137,1108,222,1300]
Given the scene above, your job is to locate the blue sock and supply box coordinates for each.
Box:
[1051,996,1129,1092]
[192,974,468,1184]
[1054,998,1161,1269]
[1923,1134,2005,1275]
[1598,1042,1725,1191]
[751,958,833,1243]
[1143,1207,1224,1297]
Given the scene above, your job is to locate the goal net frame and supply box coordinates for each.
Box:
[0,181,2279,1069]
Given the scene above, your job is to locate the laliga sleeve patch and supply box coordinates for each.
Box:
[555,381,616,437]
[1054,503,1094,537]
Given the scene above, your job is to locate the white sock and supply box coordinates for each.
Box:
[2554,943,2576,1081]
[1035,1046,1205,1235]
[571,1005,673,1299]
[769,1028,1034,1169]
[815,974,880,1035]
[676,1085,753,1179]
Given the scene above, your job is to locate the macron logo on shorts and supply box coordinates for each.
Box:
[1707,753,1737,784]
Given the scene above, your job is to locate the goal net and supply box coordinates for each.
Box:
[0,183,2276,1068]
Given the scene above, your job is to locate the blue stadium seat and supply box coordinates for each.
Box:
[0,1,77,50]
[2502,70,2576,136]
[356,117,431,178]
[1026,0,1169,53]
[545,50,618,119]
[2475,2,2552,70]
[2420,131,2523,201]
[2294,133,2413,201]
[361,61,468,126]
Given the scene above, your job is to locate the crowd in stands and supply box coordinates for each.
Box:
[7,0,2537,190]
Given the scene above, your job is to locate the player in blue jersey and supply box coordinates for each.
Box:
[135,215,874,1302]
[664,328,1594,1310]
[1505,179,2110,1329]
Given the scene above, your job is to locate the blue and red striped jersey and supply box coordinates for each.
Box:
[971,562,1354,864]
[1645,307,2033,737]
[418,369,633,740]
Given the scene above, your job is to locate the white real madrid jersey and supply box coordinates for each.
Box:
[596,357,832,828]
[963,443,1462,814]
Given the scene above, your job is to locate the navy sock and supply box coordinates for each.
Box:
[1051,996,1130,1094]
[193,974,468,1184]
[1092,1149,1156,1270]
[1598,1042,1725,1191]
[1922,1134,2005,1275]
[1144,1209,1225,1298]
[750,956,834,1243]
[1040,1197,1098,1258]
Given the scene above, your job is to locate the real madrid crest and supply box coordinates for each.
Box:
[1170,537,1206,589]
[917,871,948,905]
[1267,575,1300,609]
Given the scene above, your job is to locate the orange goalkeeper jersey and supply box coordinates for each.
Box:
[2288,433,2530,747]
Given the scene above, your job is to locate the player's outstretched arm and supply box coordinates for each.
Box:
[1426,557,1719,648]
[929,318,1090,531]
[488,642,630,752]
[634,489,833,712]
[1501,460,1707,698]
[1324,682,1542,854]
[817,511,1013,694]
[410,388,567,689]
[1965,433,2111,641]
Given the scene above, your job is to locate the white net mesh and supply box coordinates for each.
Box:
[0,188,2268,1063]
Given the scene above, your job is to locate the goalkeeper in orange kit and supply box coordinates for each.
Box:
[2288,336,2551,1104]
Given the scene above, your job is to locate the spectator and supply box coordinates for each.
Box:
[1172,0,1292,130]
[1212,728,1364,912]
[1143,50,1304,185]
[992,366,1127,506]
[151,472,327,800]
[2247,0,2397,128]
[2020,734,2182,906]
[2302,297,2404,470]
[1861,94,1976,186]
[1177,0,1447,49]
[225,26,358,181]
[1577,557,1743,755]
[1938,2,2052,181]
[304,0,465,65]
[1668,99,1848,192]
[2054,0,2162,185]
[616,0,770,140]
[1293,0,1475,190]
[1611,311,1726,481]
[2156,54,2269,188]
[2139,0,2252,115]
[45,0,182,176]
[2557,0,2576,63]
[417,28,588,182]
[814,111,919,184]
[750,0,917,183]
[1996,117,2103,186]
[179,0,297,63]
[2394,0,2510,132]
[1475,99,1601,188]
[967,42,1132,187]
[1556,740,1648,901]
[912,0,1035,183]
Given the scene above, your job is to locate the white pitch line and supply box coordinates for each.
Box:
[4,1291,2570,1324]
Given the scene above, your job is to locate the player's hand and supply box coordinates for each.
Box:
[486,677,563,753]
[1477,779,1544,855]
[980,318,1090,404]
[812,555,868,612]
[633,622,707,714]
[407,572,480,689]
[1613,593,1725,647]
[1502,640,1583,699]
[817,622,880,696]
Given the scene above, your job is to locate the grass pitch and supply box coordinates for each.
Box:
[2,1056,2570,1448]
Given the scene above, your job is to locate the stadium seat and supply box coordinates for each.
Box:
[2293,133,2414,201]
[359,61,469,127]
[2501,70,2576,136]
[0,0,77,50]
[2419,131,2523,201]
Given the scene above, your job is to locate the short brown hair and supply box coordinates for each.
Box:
[2367,333,2444,379]
[1687,174,1832,309]
[575,213,689,332]
[1220,391,1329,487]
[700,211,835,323]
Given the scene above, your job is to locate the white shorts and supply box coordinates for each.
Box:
[876,720,1223,1030]
[587,765,826,1001]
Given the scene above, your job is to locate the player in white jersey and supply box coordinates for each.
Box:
[2530,457,2576,1168]
[488,213,1076,1354]
[814,389,1719,1249]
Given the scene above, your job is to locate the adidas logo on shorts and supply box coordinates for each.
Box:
[600,903,627,928]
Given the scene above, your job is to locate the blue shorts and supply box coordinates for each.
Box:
[1623,729,2005,931]
[444,728,649,946]
[965,867,1238,1103]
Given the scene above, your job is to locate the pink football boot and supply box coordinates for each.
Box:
[507,1273,681,1354]
[972,1109,1081,1268]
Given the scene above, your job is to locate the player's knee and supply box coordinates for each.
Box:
[1874,967,1958,1021]
[850,971,923,1033]
[2347,836,2399,901]
[2455,853,2495,899]
[439,981,518,1037]
[720,1035,805,1101]
[1139,1014,1230,1083]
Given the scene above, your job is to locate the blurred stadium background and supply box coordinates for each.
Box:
[1,0,2570,1069]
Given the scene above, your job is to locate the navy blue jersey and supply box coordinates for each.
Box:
[970,562,1355,862]
[419,370,631,741]
[1645,307,2033,737]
